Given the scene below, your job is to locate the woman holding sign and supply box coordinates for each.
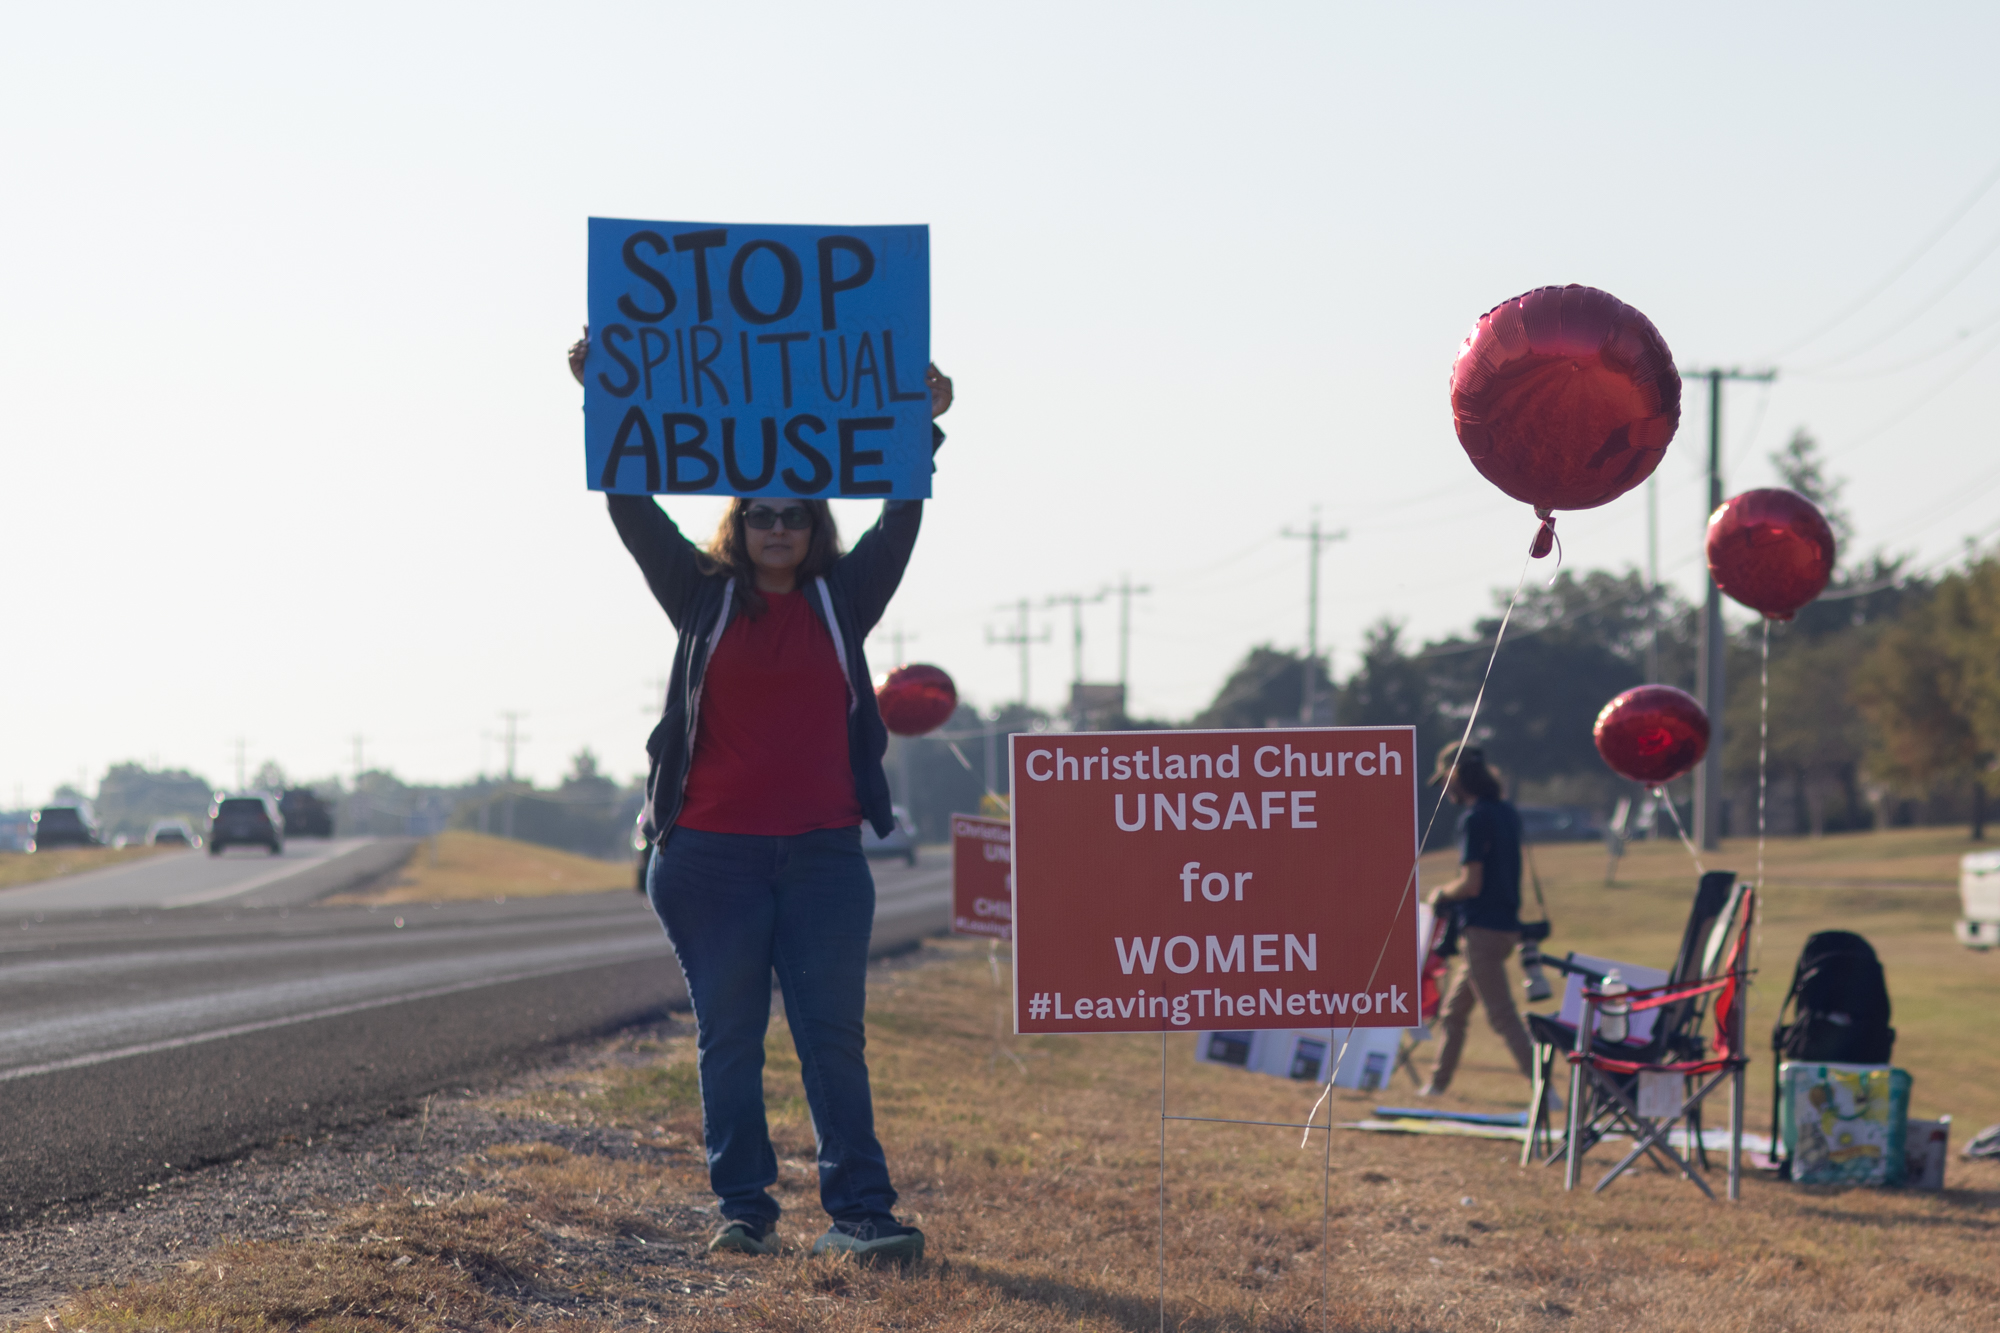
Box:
[569,335,950,1263]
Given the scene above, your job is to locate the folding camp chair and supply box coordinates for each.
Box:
[1562,883,1756,1200]
[1520,871,1741,1167]
[1393,907,1452,1086]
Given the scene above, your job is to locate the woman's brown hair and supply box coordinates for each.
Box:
[1452,746,1505,801]
[702,498,843,616]
[1434,741,1505,801]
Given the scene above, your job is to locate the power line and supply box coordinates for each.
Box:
[1825,322,2000,463]
[1789,296,2000,381]
[1800,222,2000,372]
[1765,155,2000,361]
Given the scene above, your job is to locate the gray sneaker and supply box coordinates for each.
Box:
[707,1219,778,1255]
[810,1218,925,1263]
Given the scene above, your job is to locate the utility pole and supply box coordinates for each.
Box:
[1281,511,1348,725]
[983,708,999,802]
[1645,476,1661,683]
[986,600,1050,712]
[1680,366,1777,850]
[1044,590,1106,728]
[498,711,524,781]
[888,625,915,667]
[1110,573,1152,716]
[497,711,527,840]
[234,738,247,791]
[351,733,365,792]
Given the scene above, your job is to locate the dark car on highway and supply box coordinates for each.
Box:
[146,818,201,848]
[29,805,101,851]
[208,794,285,856]
[279,787,335,838]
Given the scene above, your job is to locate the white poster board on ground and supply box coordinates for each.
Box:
[1194,1025,1407,1092]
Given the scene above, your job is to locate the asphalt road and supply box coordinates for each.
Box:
[0,854,952,1216]
[0,837,407,914]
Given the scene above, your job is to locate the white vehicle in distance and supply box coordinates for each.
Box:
[146,818,202,849]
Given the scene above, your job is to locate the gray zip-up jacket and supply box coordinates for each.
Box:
[608,476,930,846]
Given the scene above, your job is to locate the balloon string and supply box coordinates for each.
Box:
[1655,783,1706,877]
[1300,550,1536,1148]
[1756,617,1770,972]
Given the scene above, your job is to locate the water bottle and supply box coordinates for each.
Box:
[1599,969,1631,1043]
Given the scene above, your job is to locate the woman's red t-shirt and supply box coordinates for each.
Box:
[675,588,862,836]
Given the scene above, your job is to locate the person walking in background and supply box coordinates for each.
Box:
[1420,742,1538,1098]
[569,333,951,1264]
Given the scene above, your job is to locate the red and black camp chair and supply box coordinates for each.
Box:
[1521,870,1741,1167]
[1561,883,1756,1200]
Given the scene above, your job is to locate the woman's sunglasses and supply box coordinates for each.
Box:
[745,505,813,531]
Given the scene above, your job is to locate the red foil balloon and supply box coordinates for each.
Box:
[876,664,957,737]
[1706,488,1836,621]
[1451,286,1682,549]
[1593,685,1710,786]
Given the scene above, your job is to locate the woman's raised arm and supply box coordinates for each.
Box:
[572,328,709,628]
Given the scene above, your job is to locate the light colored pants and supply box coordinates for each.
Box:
[1428,924,1537,1092]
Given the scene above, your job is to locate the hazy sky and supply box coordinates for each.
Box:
[5,2,1999,801]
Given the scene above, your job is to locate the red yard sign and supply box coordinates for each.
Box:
[1010,727,1419,1034]
[951,813,1013,940]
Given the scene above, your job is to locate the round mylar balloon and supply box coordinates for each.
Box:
[877,664,957,737]
[1593,685,1709,786]
[1451,286,1682,537]
[1706,488,1836,621]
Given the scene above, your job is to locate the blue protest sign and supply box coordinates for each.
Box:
[584,218,931,499]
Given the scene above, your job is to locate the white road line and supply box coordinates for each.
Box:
[0,946,664,1084]
[160,844,372,908]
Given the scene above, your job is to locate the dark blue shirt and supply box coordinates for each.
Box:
[1455,797,1523,932]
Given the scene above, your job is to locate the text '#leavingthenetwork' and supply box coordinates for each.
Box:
[1022,982,1413,1028]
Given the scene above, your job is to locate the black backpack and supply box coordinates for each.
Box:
[1771,931,1895,1177]
[1772,930,1895,1066]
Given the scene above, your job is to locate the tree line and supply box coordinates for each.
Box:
[890,433,1997,845]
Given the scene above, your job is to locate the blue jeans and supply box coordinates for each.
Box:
[646,824,897,1228]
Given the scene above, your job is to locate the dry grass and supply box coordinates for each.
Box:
[0,844,168,893]
[326,830,633,904]
[36,824,2000,1333]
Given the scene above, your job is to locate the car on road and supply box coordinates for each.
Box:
[208,794,285,856]
[279,787,335,838]
[28,805,100,851]
[862,804,918,867]
[0,812,31,853]
[146,818,201,848]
